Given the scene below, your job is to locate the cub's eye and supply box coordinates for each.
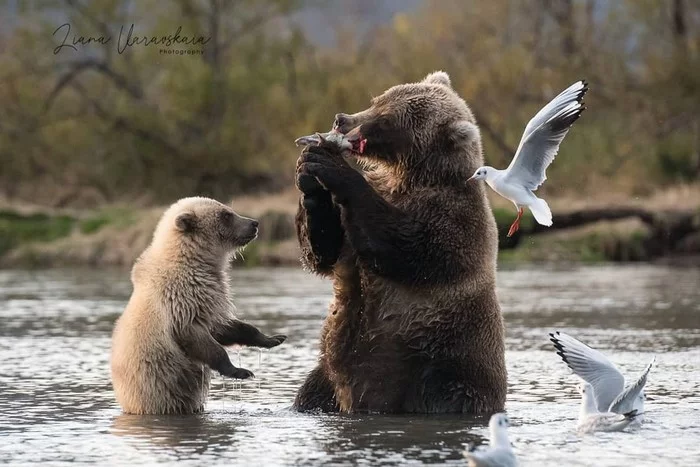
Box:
[220,211,234,222]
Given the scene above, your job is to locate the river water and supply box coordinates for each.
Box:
[0,265,698,466]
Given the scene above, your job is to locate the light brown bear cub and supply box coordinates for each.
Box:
[111,196,286,415]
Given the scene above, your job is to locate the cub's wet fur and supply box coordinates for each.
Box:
[111,197,286,415]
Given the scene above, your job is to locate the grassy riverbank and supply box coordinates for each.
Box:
[1,187,699,268]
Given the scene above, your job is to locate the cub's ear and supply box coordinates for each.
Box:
[422,71,452,88]
[449,120,481,146]
[175,212,197,233]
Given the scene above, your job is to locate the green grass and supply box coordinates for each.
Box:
[79,207,138,234]
[498,225,652,263]
[0,210,76,255]
[0,206,141,258]
[79,216,110,234]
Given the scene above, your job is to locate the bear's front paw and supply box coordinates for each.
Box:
[296,146,342,196]
[262,334,287,348]
[298,158,365,206]
[301,139,346,164]
[296,172,325,196]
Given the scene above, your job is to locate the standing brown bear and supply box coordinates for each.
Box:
[293,71,506,414]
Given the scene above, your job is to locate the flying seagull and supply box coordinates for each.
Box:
[549,331,655,425]
[576,382,640,434]
[464,413,519,467]
[468,80,589,237]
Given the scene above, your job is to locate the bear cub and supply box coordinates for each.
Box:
[111,196,286,415]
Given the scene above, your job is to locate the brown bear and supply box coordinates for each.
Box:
[111,196,287,415]
[293,71,506,414]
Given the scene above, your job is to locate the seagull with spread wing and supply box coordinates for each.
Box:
[576,382,640,434]
[468,80,589,237]
[550,331,655,426]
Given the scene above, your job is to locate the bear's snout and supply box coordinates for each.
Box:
[229,216,259,247]
[333,113,349,132]
[244,218,259,241]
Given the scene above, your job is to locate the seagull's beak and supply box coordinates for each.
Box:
[467,174,478,182]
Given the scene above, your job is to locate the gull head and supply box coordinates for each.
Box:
[489,412,510,431]
[578,381,592,396]
[578,382,598,414]
[488,412,511,447]
[468,166,496,182]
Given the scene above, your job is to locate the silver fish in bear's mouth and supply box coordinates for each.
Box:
[294,130,348,148]
[294,130,366,154]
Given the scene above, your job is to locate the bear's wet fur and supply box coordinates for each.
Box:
[293,71,507,414]
[111,197,286,414]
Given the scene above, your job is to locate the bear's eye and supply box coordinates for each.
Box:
[377,116,392,130]
[220,211,234,222]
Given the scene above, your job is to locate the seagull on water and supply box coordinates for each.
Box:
[550,331,655,425]
[464,413,519,467]
[468,80,589,237]
[577,382,640,434]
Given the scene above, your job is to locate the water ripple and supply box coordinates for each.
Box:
[0,265,698,465]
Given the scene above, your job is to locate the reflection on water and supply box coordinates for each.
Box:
[0,265,699,465]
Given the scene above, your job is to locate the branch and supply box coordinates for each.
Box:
[469,103,516,158]
[222,3,292,48]
[45,59,143,112]
[70,82,184,162]
[64,0,113,43]
[503,207,700,255]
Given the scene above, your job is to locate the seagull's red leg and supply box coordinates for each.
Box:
[507,208,524,237]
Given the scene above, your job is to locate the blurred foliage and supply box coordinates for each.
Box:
[0,0,698,207]
[0,210,75,254]
[497,222,652,263]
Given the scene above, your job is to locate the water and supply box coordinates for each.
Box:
[0,265,699,466]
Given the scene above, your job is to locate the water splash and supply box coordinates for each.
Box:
[235,350,242,400]
[257,348,263,391]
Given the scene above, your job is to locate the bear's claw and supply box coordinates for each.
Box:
[231,368,255,379]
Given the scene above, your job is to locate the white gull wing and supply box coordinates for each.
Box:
[465,447,519,467]
[549,331,625,412]
[504,81,588,191]
[608,357,655,413]
[515,80,588,152]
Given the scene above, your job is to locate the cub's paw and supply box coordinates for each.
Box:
[230,367,255,380]
[262,334,287,348]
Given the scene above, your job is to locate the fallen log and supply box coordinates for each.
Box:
[501,207,700,259]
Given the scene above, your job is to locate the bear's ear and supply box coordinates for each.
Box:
[175,212,197,233]
[449,120,480,146]
[422,71,452,88]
